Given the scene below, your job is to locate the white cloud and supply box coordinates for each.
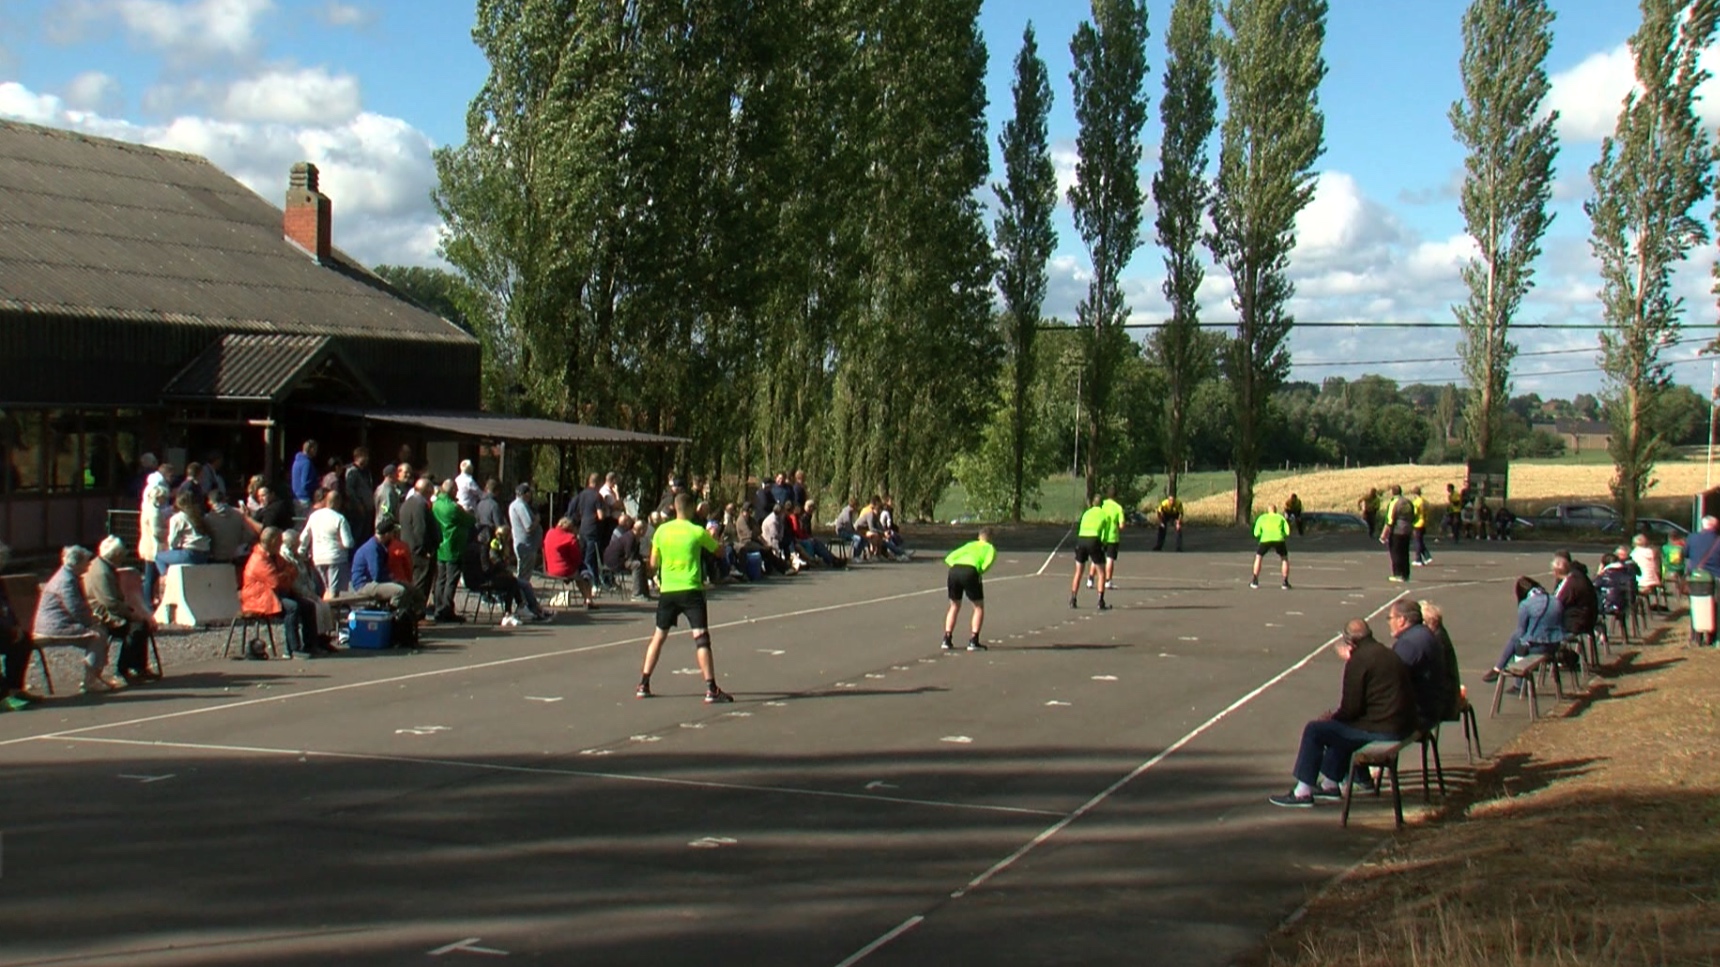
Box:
[50,0,274,60]
[316,2,373,28]
[1547,42,1720,142]
[62,71,122,113]
[0,80,443,268]
[1051,141,1079,204]
[221,66,361,124]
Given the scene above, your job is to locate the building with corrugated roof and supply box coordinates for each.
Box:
[0,120,679,554]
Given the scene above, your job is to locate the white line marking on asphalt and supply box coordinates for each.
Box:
[1179,636,1199,641]
[671,668,701,675]
[940,736,973,744]
[394,726,451,736]
[55,736,1063,817]
[428,937,509,957]
[3,573,1044,749]
[116,773,174,783]
[757,649,787,656]
[688,836,737,849]
[865,780,899,790]
[827,586,1416,967]
[679,723,705,730]
[1090,675,1118,681]
[628,735,661,743]
[523,696,563,703]
[1044,701,1071,707]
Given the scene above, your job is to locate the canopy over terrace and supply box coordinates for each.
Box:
[308,406,689,510]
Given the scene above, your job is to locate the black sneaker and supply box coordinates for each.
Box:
[966,640,987,651]
[704,687,734,704]
[1268,792,1314,808]
[1480,668,1501,684]
[1249,580,1259,589]
[635,682,653,699]
[940,638,954,652]
[1069,595,1078,609]
[1282,581,1292,591]
[1097,599,1112,611]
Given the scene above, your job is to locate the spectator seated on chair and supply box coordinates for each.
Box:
[1419,600,1465,720]
[1483,576,1565,685]
[1630,534,1664,609]
[1552,550,1598,639]
[461,527,535,625]
[156,490,212,570]
[760,503,801,574]
[1594,550,1636,638]
[1385,599,1448,733]
[856,496,911,561]
[604,515,650,598]
[1268,618,1418,807]
[278,529,338,647]
[351,518,427,623]
[243,528,325,657]
[249,483,295,533]
[1492,504,1515,541]
[0,541,36,710]
[33,545,127,693]
[544,517,597,608]
[86,536,159,684]
[788,502,841,568]
[833,498,866,558]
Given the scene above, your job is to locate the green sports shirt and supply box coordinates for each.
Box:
[652,518,720,594]
[1253,512,1290,543]
[1078,505,1109,539]
[1100,498,1124,543]
[944,540,996,573]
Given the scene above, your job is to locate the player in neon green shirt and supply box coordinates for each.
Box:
[1070,495,1112,610]
[942,528,996,651]
[1100,486,1125,590]
[1251,503,1292,590]
[637,494,733,703]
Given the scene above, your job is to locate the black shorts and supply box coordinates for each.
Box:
[1103,542,1120,560]
[1075,537,1103,564]
[947,564,984,603]
[1256,541,1288,559]
[655,589,711,634]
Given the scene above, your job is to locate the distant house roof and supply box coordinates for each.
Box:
[162,333,382,404]
[0,119,473,346]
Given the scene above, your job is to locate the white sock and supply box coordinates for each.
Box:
[1292,781,1314,798]
[1318,778,1341,792]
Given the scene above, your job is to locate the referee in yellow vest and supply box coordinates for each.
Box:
[1410,486,1432,566]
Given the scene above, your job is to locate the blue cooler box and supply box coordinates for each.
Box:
[347,609,393,649]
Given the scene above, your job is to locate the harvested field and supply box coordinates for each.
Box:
[1183,461,1712,524]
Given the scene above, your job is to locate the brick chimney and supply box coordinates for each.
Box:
[283,162,332,262]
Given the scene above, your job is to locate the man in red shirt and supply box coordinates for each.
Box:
[543,517,596,608]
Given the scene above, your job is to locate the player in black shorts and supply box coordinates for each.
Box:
[1069,496,1112,610]
[941,529,996,652]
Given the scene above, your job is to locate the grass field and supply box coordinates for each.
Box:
[937,453,1716,525]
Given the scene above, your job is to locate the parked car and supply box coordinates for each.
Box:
[1599,517,1689,540]
[1531,503,1619,528]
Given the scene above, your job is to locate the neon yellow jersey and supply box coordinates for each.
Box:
[944,540,996,573]
[1411,496,1427,529]
[652,518,719,594]
[1253,512,1290,543]
[1100,499,1124,542]
[1078,505,1108,538]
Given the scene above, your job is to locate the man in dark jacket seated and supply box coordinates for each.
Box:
[461,526,529,624]
[1385,599,1448,732]
[1552,550,1598,640]
[1269,618,1418,807]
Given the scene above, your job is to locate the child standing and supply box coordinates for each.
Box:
[942,528,996,652]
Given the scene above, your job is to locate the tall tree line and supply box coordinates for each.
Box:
[434,0,998,515]
[1450,0,1560,461]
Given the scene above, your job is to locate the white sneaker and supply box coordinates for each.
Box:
[1104,580,1116,590]
[500,614,521,627]
[1085,578,1095,589]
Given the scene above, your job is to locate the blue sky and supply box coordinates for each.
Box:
[2,0,1716,395]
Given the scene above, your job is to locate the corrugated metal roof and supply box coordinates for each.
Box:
[161,333,383,402]
[0,120,476,346]
[309,406,690,445]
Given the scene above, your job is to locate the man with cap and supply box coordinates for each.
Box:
[509,482,543,584]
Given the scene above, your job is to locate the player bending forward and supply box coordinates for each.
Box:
[942,528,995,652]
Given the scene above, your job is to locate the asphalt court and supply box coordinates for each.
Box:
[0,532,1548,966]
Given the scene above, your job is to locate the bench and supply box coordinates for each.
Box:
[1342,739,1408,829]
[152,564,238,628]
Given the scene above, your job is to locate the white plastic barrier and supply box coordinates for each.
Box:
[153,564,239,628]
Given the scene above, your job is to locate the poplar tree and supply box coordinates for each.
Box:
[994,24,1058,521]
[1068,0,1151,498]
[1208,0,1327,523]
[1588,0,1716,530]
[1451,0,1560,461]
[1151,0,1218,497]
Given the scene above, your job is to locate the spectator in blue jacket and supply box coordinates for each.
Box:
[1483,576,1566,682]
[350,518,422,619]
[291,439,319,511]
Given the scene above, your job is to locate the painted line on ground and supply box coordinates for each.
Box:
[827,586,1416,967]
[49,735,1064,818]
[0,572,1036,749]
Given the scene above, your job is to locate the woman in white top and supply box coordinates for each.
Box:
[138,483,171,605]
[298,490,355,594]
[1630,533,1662,594]
[157,491,212,569]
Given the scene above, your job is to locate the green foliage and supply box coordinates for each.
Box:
[1587,0,1717,529]
[434,0,998,515]
[1068,0,1152,499]
[1450,0,1560,459]
[1151,0,1219,497]
[994,24,1059,521]
[1208,0,1328,523]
